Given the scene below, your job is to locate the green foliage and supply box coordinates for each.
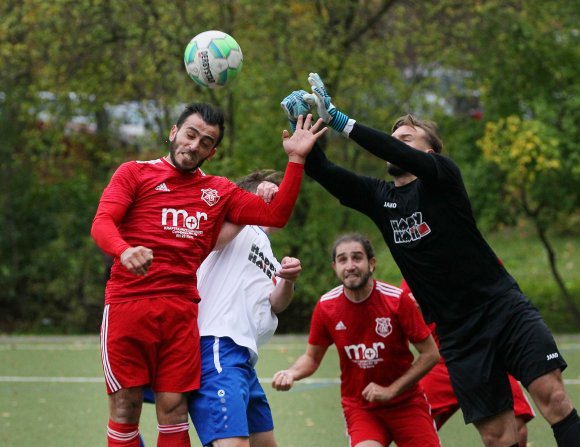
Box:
[0,0,578,332]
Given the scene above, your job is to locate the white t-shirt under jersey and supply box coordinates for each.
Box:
[197,225,281,365]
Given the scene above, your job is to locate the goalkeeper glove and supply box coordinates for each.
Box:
[280,90,311,131]
[305,73,355,137]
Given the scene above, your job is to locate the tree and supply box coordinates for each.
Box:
[478,116,580,324]
[1,0,577,332]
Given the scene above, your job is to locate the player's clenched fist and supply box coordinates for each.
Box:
[120,246,153,276]
[272,370,295,391]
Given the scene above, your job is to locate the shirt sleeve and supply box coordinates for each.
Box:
[91,201,131,257]
[304,142,382,215]
[307,301,334,347]
[397,291,431,344]
[226,161,303,227]
[350,122,460,184]
[90,163,137,257]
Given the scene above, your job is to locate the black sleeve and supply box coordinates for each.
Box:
[305,142,380,214]
[350,122,440,182]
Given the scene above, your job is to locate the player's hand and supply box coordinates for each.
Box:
[280,90,311,132]
[120,246,153,276]
[282,114,328,163]
[272,370,295,391]
[362,382,395,403]
[305,73,352,136]
[276,256,301,283]
[256,181,279,204]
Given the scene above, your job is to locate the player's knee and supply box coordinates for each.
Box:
[546,388,574,420]
[475,413,518,447]
[156,392,189,424]
[516,423,528,447]
[109,389,143,424]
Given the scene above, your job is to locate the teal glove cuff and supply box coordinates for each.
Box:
[329,109,349,133]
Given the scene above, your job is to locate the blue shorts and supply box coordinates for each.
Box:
[189,336,274,446]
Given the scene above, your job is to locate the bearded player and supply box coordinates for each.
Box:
[91,104,326,447]
[272,233,440,447]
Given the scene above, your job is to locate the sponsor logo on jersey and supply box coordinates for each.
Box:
[161,208,207,239]
[248,243,276,281]
[384,201,397,208]
[344,342,385,369]
[201,188,220,206]
[375,317,392,338]
[155,182,170,192]
[335,321,347,331]
[546,352,559,361]
[390,211,431,244]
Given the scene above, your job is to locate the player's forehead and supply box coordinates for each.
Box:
[335,241,366,258]
[180,113,220,139]
[392,124,426,140]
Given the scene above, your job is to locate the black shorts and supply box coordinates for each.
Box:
[437,285,567,424]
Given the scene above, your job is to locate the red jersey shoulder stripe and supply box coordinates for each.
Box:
[375,281,402,298]
[135,158,163,164]
[320,285,343,302]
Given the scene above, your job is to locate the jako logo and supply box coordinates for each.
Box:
[546,352,559,361]
[344,342,385,360]
[162,208,208,229]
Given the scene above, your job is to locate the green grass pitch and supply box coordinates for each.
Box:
[1,335,579,446]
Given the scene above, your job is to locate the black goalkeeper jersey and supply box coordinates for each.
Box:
[305,122,516,325]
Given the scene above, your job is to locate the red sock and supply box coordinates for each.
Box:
[107,419,140,446]
[157,423,190,447]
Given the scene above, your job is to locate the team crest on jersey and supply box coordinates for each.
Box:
[201,188,220,206]
[375,317,392,338]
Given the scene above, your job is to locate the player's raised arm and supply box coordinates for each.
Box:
[226,115,327,228]
[282,113,327,164]
[305,73,440,181]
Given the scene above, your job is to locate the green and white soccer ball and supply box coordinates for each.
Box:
[184,30,243,89]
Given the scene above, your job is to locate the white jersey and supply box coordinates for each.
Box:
[197,225,281,365]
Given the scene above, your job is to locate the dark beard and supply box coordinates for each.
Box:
[168,139,204,173]
[387,162,407,177]
[344,269,373,291]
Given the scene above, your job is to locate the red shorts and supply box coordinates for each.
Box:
[510,375,535,422]
[421,361,535,428]
[100,296,200,394]
[343,394,440,447]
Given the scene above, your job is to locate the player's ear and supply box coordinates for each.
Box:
[169,124,178,142]
[369,257,376,273]
[206,147,217,161]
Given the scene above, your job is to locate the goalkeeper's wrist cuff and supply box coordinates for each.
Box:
[341,119,356,138]
[329,110,350,134]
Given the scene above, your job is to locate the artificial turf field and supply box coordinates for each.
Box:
[1,334,579,446]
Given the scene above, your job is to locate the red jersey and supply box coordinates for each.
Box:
[308,280,431,409]
[92,158,303,304]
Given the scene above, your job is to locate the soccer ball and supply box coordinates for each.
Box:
[183,30,243,89]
